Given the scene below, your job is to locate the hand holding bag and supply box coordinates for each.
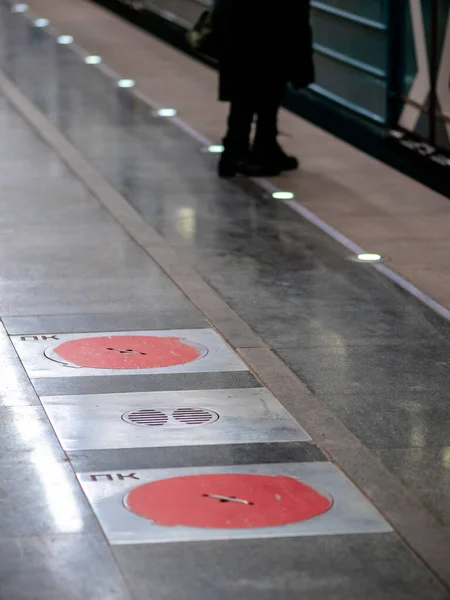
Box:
[186,10,215,56]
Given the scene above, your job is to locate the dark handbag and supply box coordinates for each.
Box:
[186,10,215,55]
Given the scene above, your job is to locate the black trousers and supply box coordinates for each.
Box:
[224,85,286,151]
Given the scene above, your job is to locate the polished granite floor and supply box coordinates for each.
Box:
[0,2,450,598]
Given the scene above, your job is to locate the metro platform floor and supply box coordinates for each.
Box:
[0,2,450,599]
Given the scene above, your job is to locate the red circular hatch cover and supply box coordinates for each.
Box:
[124,473,332,529]
[52,335,203,369]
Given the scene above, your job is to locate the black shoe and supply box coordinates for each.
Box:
[218,150,281,178]
[253,142,299,172]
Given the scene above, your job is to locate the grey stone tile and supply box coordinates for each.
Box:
[131,191,266,223]
[0,406,64,464]
[192,240,337,284]
[233,301,439,348]
[196,261,443,344]
[93,159,235,194]
[0,327,18,358]
[132,181,296,223]
[148,213,255,250]
[113,534,448,600]
[276,342,450,397]
[0,224,167,281]
[198,262,417,316]
[0,94,196,320]
[375,447,450,527]
[68,442,326,472]
[0,277,190,316]
[0,534,132,600]
[151,215,348,268]
[3,309,207,335]
[202,309,265,349]
[0,460,99,536]
[0,195,110,227]
[32,371,261,397]
[323,391,450,449]
[0,358,40,407]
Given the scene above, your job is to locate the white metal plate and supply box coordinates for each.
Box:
[11,329,247,378]
[78,462,391,544]
[40,388,311,450]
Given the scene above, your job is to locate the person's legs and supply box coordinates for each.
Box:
[223,99,254,153]
[253,83,299,171]
[219,98,281,177]
[253,95,280,149]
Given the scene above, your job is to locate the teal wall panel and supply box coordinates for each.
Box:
[313,53,387,121]
[310,0,388,122]
[312,12,387,71]
[313,0,387,23]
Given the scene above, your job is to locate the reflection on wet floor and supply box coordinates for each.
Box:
[1,0,450,528]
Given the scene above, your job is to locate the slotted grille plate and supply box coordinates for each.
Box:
[40,388,311,450]
[122,407,219,427]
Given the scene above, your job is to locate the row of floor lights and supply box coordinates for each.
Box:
[12,5,179,115]
[12,2,383,265]
[271,191,382,262]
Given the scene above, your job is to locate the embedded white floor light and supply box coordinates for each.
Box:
[272,191,295,200]
[207,145,225,153]
[11,3,28,12]
[117,79,135,88]
[85,55,102,65]
[356,253,382,263]
[156,108,177,117]
[34,18,49,27]
[57,35,73,44]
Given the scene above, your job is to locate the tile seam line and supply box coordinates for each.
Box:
[1,70,450,592]
[9,0,450,323]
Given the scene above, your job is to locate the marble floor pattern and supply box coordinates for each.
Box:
[0,2,449,598]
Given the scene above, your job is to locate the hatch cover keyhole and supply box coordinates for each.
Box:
[202,494,254,505]
[106,347,147,355]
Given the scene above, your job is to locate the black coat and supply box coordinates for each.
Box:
[212,0,314,102]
